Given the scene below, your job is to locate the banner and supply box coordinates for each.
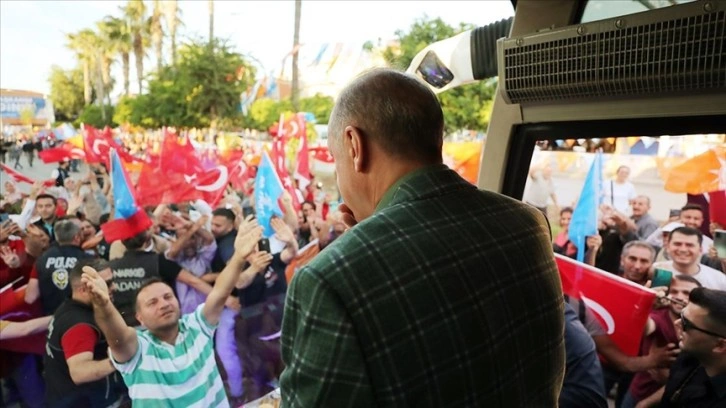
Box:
[556,254,656,356]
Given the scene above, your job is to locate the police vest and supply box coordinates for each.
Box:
[55,167,70,187]
[36,245,90,315]
[109,251,161,326]
[44,299,118,404]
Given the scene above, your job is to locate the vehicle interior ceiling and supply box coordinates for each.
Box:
[480,0,726,199]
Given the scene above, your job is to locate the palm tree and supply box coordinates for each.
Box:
[66,29,97,105]
[150,0,164,72]
[122,0,148,94]
[162,0,182,66]
[99,16,133,96]
[208,0,214,45]
[291,0,302,111]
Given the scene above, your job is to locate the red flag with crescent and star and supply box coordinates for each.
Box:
[556,253,656,356]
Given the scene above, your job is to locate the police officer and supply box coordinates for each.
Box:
[51,158,71,187]
[25,218,92,315]
[44,258,122,407]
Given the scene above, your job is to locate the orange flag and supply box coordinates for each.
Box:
[664,146,726,194]
[442,141,483,184]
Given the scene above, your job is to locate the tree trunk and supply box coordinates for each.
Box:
[83,60,92,105]
[208,0,214,45]
[153,0,163,72]
[122,52,130,96]
[155,35,163,72]
[291,0,302,111]
[135,34,144,94]
[102,57,113,106]
[94,55,106,121]
[171,32,177,66]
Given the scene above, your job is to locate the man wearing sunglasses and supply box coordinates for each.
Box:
[660,287,726,407]
[625,274,701,408]
[44,258,123,407]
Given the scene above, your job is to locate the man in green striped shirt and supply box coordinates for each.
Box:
[81,216,263,407]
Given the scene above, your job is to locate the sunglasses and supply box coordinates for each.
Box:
[680,313,725,338]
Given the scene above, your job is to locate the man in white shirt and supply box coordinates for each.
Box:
[604,165,636,215]
[523,162,558,215]
[653,226,726,290]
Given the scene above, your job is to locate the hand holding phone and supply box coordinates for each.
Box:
[651,268,673,290]
[258,238,271,253]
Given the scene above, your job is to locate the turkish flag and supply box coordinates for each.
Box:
[294,114,312,192]
[38,143,86,163]
[160,130,203,175]
[555,253,656,356]
[83,125,139,167]
[220,150,250,191]
[0,164,55,187]
[193,165,234,208]
[310,146,334,163]
[136,162,200,207]
[709,190,726,227]
[271,115,300,210]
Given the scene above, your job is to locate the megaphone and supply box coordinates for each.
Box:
[406,18,513,94]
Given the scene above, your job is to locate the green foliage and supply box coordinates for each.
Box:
[48,66,86,121]
[248,98,293,131]
[382,16,493,133]
[116,38,255,129]
[76,104,116,128]
[299,94,334,124]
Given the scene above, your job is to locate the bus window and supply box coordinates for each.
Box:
[522,134,725,228]
[581,0,697,23]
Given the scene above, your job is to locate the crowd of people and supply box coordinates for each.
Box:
[1,68,724,408]
[0,148,344,407]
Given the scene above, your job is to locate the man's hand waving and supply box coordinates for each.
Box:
[81,266,111,307]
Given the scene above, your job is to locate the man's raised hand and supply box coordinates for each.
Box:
[81,266,111,306]
[233,215,262,261]
[271,217,295,243]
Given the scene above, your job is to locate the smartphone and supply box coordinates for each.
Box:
[715,229,726,258]
[652,268,673,289]
[258,238,271,253]
[242,207,255,218]
[669,209,681,218]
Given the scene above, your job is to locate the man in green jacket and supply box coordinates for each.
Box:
[280,68,565,407]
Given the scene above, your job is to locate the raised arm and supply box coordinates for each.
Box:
[165,217,205,259]
[272,217,299,264]
[203,216,261,325]
[0,316,52,340]
[81,266,138,364]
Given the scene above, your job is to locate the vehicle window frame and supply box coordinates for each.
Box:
[500,115,726,201]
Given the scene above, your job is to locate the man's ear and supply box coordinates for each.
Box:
[714,337,726,355]
[345,125,367,173]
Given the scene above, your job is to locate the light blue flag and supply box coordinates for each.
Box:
[110,149,137,220]
[254,151,284,238]
[568,151,603,263]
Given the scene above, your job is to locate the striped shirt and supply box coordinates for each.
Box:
[110,304,229,408]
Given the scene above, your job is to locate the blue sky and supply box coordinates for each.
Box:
[0,0,514,96]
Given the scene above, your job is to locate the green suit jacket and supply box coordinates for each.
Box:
[281,165,565,407]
